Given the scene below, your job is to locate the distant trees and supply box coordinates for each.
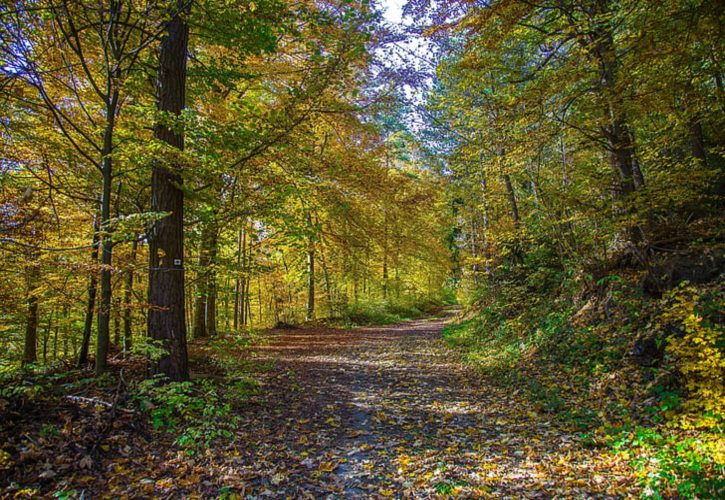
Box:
[0,0,453,375]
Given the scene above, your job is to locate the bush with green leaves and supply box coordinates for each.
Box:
[131,375,239,452]
[608,426,724,498]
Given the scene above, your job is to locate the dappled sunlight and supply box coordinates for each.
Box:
[219,317,640,496]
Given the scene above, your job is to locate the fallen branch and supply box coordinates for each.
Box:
[66,395,135,414]
[66,395,113,408]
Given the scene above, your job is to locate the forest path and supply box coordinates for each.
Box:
[228,314,636,498]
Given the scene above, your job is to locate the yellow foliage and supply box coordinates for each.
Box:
[662,286,724,419]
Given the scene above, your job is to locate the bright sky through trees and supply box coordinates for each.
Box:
[381,0,405,23]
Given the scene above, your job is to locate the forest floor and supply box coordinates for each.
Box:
[2,314,643,498]
[202,314,640,498]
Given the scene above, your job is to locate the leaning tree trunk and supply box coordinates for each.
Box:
[147,1,190,382]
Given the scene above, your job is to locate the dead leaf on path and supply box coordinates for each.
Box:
[318,461,337,472]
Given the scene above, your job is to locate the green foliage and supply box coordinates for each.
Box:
[0,369,48,400]
[340,296,445,326]
[342,301,413,326]
[131,375,239,452]
[608,427,724,498]
[130,339,169,362]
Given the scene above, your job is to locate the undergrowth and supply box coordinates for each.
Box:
[341,294,453,326]
[445,265,724,498]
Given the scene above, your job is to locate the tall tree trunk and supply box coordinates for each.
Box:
[306,247,315,321]
[469,217,479,282]
[233,227,242,329]
[148,1,190,382]
[592,19,640,200]
[192,221,213,338]
[318,243,334,317]
[22,258,40,365]
[42,313,51,363]
[123,237,138,353]
[53,312,59,360]
[244,278,251,327]
[257,275,263,325]
[79,218,100,367]
[207,225,218,336]
[239,226,248,326]
[113,296,121,346]
[95,91,119,376]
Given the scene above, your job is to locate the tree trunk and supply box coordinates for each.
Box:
[192,221,213,338]
[148,1,190,382]
[113,297,121,346]
[207,225,218,336]
[306,247,315,321]
[690,116,707,165]
[42,313,51,364]
[123,237,138,353]
[318,243,334,317]
[239,226,248,326]
[469,217,479,282]
[382,215,388,300]
[95,91,119,376]
[479,171,494,278]
[22,259,40,365]
[53,313,59,360]
[233,227,242,329]
[79,218,100,367]
[591,17,640,200]
[502,174,520,224]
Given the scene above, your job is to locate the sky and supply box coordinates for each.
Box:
[381,0,406,24]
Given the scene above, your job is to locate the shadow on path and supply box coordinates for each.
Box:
[225,316,636,498]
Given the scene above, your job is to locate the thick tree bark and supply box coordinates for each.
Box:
[79,218,100,367]
[148,1,190,381]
